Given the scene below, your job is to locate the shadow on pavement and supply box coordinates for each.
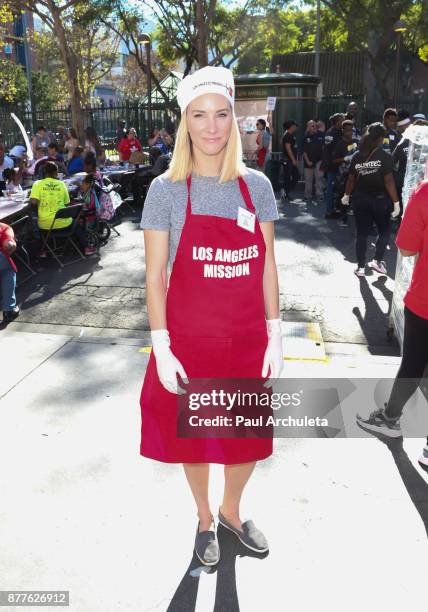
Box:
[363,433,428,538]
[167,526,269,612]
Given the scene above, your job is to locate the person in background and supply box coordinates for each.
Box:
[255,118,271,175]
[118,128,143,162]
[302,119,324,204]
[148,147,171,177]
[356,178,428,471]
[393,119,428,220]
[148,128,169,154]
[2,168,23,193]
[332,119,359,226]
[0,222,20,323]
[64,128,79,161]
[345,101,361,141]
[55,126,66,153]
[30,161,72,241]
[382,108,399,153]
[281,120,299,201]
[46,143,68,177]
[28,147,48,178]
[31,126,54,155]
[396,109,411,134]
[323,113,345,218]
[162,129,174,152]
[84,126,105,166]
[83,153,103,181]
[316,119,326,133]
[9,144,26,160]
[0,141,14,186]
[342,122,400,277]
[78,174,99,256]
[412,113,426,122]
[67,146,85,175]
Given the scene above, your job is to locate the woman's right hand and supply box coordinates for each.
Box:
[151,329,189,394]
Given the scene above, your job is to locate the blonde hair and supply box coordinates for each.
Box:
[165,109,247,183]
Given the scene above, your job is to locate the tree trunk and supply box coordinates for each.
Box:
[50,6,85,142]
[195,0,208,67]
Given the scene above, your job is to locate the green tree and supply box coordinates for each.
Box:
[0,58,28,104]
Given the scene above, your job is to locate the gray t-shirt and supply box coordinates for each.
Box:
[140,168,279,266]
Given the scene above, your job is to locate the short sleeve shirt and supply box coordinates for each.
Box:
[396,181,428,319]
[30,177,71,230]
[140,168,279,267]
[302,131,324,166]
[282,132,297,160]
[349,147,393,196]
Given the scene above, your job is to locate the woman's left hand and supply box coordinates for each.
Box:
[262,319,284,387]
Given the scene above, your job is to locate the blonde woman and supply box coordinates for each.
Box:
[139,66,283,565]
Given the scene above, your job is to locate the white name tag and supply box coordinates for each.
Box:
[237,206,256,233]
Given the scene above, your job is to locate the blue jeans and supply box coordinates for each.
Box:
[0,252,17,311]
[325,171,337,214]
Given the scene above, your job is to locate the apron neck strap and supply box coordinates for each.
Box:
[185,173,256,218]
[238,176,256,213]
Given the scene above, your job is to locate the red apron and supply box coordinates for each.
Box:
[140,174,272,464]
[256,133,267,168]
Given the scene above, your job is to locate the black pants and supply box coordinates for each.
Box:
[282,161,299,197]
[353,194,392,267]
[385,307,428,419]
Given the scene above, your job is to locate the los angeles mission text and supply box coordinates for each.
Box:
[192,244,259,278]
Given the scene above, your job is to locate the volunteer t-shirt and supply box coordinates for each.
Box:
[392,138,409,189]
[140,168,279,266]
[303,131,324,167]
[396,181,428,319]
[30,177,71,230]
[118,137,142,161]
[332,138,358,166]
[282,132,297,161]
[349,147,393,196]
[381,128,399,154]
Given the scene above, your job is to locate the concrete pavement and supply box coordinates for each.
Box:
[1,199,427,612]
[0,330,427,612]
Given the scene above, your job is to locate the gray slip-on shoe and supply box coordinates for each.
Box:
[194,521,220,566]
[218,509,269,553]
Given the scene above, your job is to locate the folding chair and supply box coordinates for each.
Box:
[10,215,37,285]
[39,203,85,268]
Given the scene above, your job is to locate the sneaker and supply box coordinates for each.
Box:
[368,260,387,275]
[194,519,220,566]
[418,439,428,468]
[354,267,365,277]
[356,406,402,438]
[218,508,269,553]
[2,306,20,323]
[84,247,97,256]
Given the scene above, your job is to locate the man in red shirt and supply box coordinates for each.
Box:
[117,128,142,162]
[356,180,428,467]
[0,222,20,323]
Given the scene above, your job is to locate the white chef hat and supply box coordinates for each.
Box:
[176,66,235,113]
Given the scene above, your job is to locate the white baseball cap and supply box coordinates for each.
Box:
[176,66,235,113]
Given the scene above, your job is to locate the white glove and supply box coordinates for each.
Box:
[151,329,188,394]
[341,194,350,206]
[391,201,401,219]
[262,319,284,388]
[344,155,352,163]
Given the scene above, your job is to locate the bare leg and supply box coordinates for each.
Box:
[219,461,257,531]
[183,463,213,532]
